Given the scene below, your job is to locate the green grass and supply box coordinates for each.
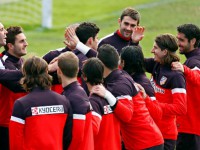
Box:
[1,0,200,63]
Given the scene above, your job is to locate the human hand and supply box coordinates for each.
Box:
[48,61,58,73]
[171,62,184,72]
[64,27,79,50]
[131,26,145,43]
[91,84,106,98]
[134,83,147,99]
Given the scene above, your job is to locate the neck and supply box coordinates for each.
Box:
[86,83,93,92]
[104,67,112,78]
[61,76,77,87]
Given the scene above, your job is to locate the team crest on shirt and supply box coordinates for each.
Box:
[160,76,167,85]
[104,105,113,114]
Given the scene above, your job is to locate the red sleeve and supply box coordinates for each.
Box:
[159,89,187,115]
[114,95,134,122]
[68,114,86,150]
[184,65,200,85]
[9,116,25,150]
[91,111,101,135]
[145,96,163,121]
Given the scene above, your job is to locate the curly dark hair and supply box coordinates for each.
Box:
[121,46,145,75]
[177,24,200,48]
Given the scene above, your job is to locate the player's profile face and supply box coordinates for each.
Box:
[151,42,166,63]
[176,32,191,54]
[0,23,7,47]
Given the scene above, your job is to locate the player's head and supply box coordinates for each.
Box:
[177,23,200,54]
[97,44,119,70]
[120,46,145,74]
[76,22,100,50]
[4,26,28,58]
[21,56,52,91]
[57,51,79,78]
[118,7,140,38]
[151,33,179,65]
[0,22,7,47]
[82,58,104,85]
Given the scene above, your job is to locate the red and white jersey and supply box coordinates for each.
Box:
[62,81,94,150]
[90,94,121,150]
[9,88,72,150]
[146,58,187,140]
[0,52,26,127]
[177,48,200,136]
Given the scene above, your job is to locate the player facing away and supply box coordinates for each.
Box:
[95,44,164,150]
[57,51,94,150]
[82,57,131,150]
[9,56,72,150]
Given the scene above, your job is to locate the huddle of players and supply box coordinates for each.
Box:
[1,7,200,150]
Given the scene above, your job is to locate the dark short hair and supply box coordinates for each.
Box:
[177,24,200,48]
[121,46,145,74]
[76,22,100,44]
[97,44,119,70]
[21,56,52,91]
[82,58,104,85]
[4,26,23,51]
[58,51,79,78]
[120,7,140,25]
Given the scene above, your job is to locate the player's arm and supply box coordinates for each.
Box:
[0,69,22,81]
[89,96,102,135]
[135,83,162,121]
[159,74,187,115]
[92,84,133,122]
[64,27,97,58]
[68,113,86,150]
[9,100,25,150]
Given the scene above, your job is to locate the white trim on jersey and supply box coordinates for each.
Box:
[172,88,186,94]
[10,116,25,124]
[73,114,86,120]
[98,33,114,45]
[116,95,132,101]
[150,96,156,101]
[191,66,200,71]
[92,111,102,120]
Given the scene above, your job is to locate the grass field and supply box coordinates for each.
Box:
[0,0,200,63]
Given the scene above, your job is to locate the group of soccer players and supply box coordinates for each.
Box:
[0,6,200,150]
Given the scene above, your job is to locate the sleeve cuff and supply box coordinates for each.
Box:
[104,90,117,106]
[76,42,90,55]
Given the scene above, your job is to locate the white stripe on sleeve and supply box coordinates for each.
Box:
[92,111,102,120]
[73,114,86,120]
[10,116,25,124]
[172,88,186,94]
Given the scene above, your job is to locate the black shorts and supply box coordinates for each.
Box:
[176,133,200,150]
[164,139,176,150]
[0,126,9,150]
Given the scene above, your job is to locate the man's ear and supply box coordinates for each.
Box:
[86,37,93,46]
[57,67,62,76]
[118,18,121,24]
[82,72,87,82]
[120,59,125,68]
[7,43,13,50]
[190,38,196,46]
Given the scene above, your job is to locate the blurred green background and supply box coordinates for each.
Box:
[0,0,200,63]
